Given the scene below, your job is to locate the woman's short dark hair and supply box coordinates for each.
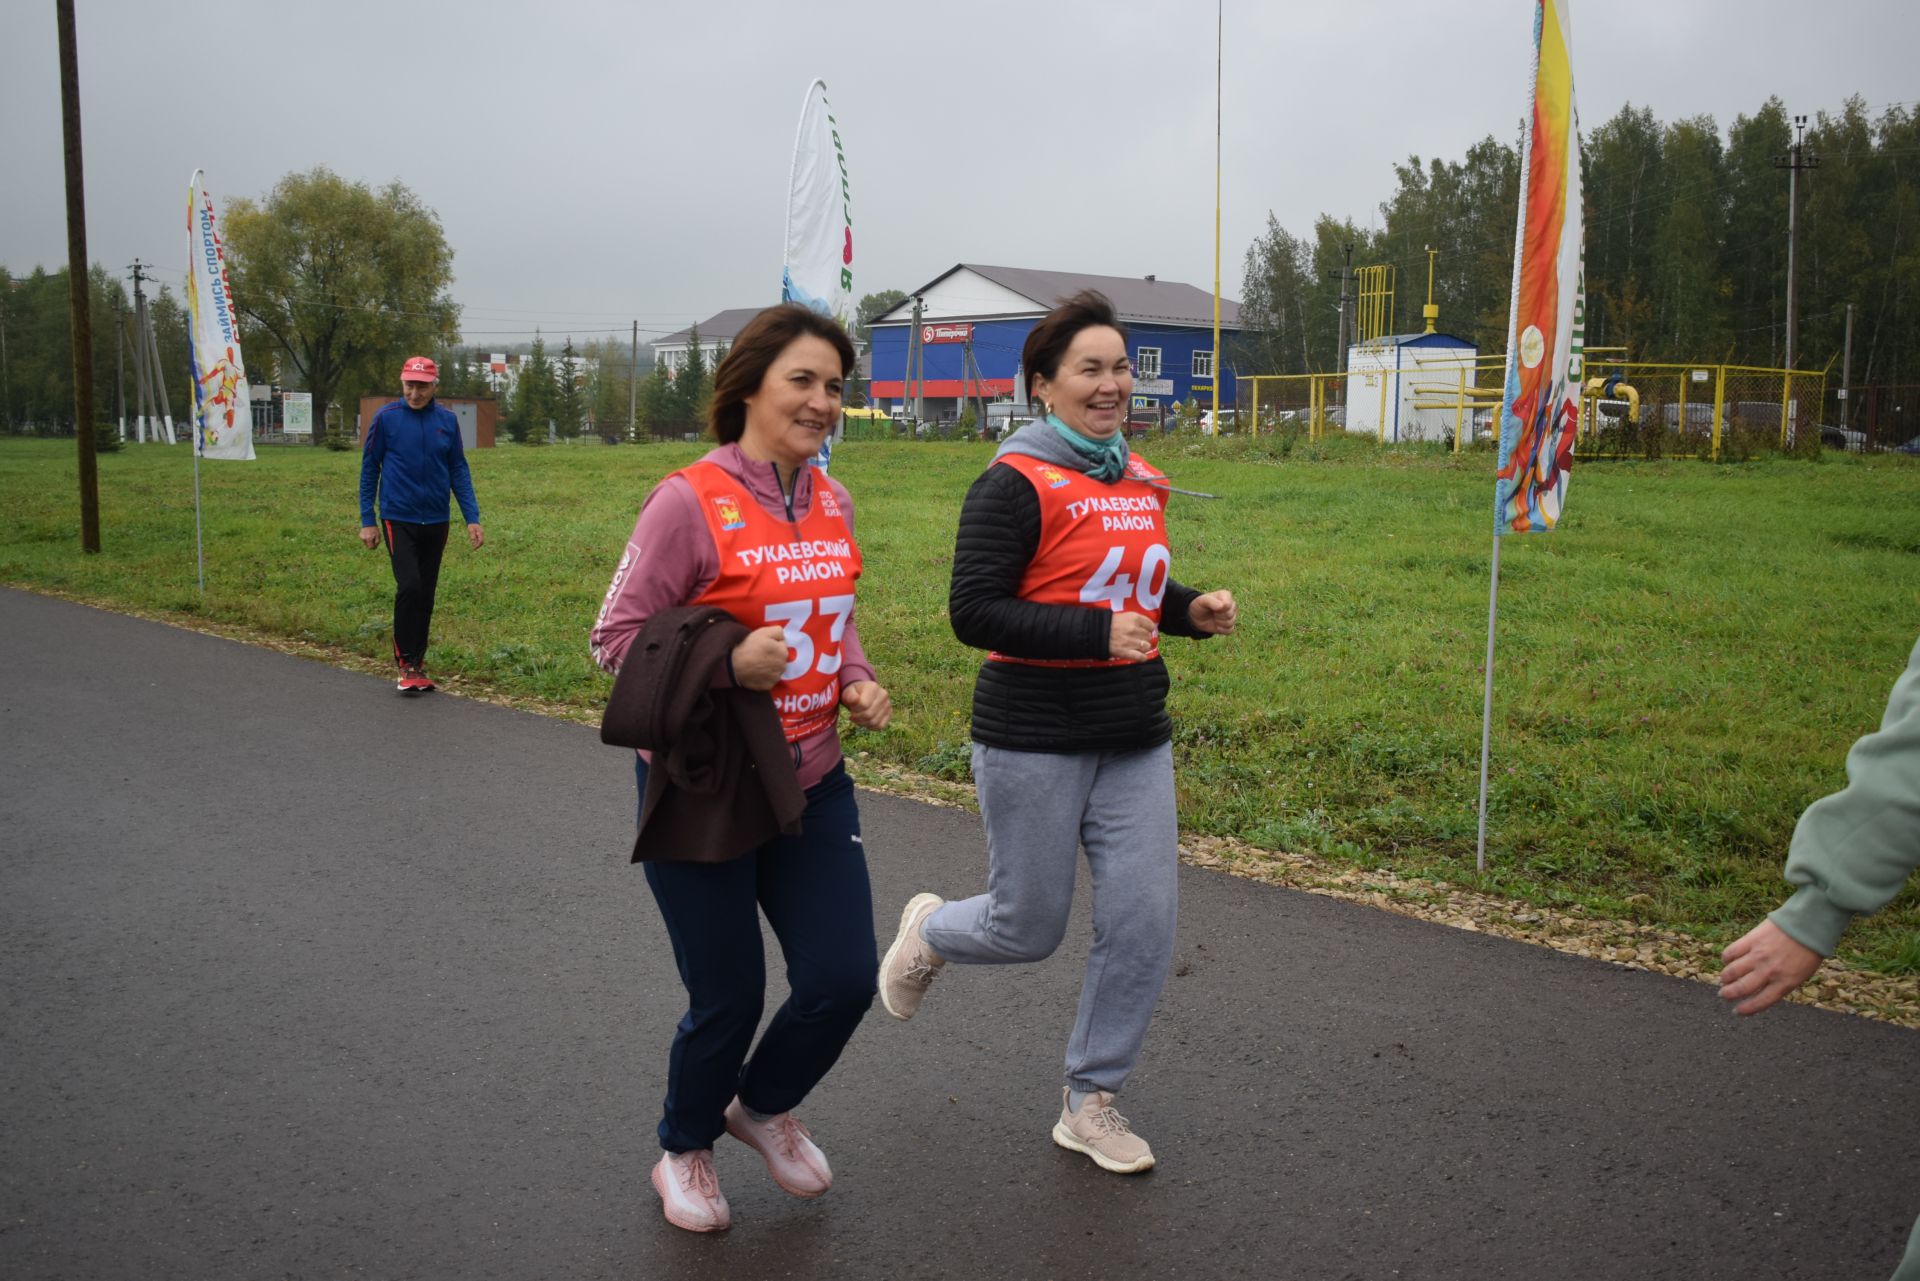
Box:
[709,304,857,444]
[1021,290,1130,407]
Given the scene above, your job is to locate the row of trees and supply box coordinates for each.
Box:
[6,156,924,443]
[3,167,466,440]
[449,288,911,444]
[1,264,190,433]
[1239,95,1920,389]
[431,327,720,443]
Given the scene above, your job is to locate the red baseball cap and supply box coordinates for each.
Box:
[400,356,439,383]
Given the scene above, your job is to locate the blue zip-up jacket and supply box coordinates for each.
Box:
[359,398,481,527]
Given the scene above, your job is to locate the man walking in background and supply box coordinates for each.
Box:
[358,356,484,695]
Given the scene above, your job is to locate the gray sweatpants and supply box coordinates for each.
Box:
[922,741,1179,1095]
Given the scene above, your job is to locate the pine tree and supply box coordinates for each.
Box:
[638,366,679,439]
[674,326,709,430]
[519,332,554,445]
[555,336,585,440]
[589,339,631,442]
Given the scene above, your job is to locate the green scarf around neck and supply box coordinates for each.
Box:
[1047,414,1129,483]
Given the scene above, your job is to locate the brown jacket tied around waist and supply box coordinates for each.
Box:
[600,605,805,863]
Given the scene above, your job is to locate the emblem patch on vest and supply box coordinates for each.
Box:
[1035,464,1070,489]
[711,495,746,531]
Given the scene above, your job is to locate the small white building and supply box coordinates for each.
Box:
[1344,332,1480,443]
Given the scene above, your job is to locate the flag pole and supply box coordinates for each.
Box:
[193,427,205,594]
[189,169,207,595]
[1210,0,1222,426]
[1474,531,1502,873]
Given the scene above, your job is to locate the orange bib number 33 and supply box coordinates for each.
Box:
[679,461,863,741]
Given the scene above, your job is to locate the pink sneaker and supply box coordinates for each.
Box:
[650,1149,730,1232]
[724,1098,832,1198]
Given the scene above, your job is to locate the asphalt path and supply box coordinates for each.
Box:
[2,586,1915,1280]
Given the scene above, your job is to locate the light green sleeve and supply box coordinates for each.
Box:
[1768,636,1920,956]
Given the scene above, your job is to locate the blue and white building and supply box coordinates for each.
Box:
[869,264,1243,421]
[1343,331,1480,443]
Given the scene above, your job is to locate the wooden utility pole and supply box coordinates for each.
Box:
[1,291,12,431]
[57,0,100,551]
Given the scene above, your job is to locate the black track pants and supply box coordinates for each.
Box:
[382,519,450,668]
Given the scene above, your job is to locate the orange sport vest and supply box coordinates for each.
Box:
[678,460,864,742]
[990,452,1171,668]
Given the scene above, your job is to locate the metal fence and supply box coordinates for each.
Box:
[1235,362,1883,461]
[1830,383,1920,453]
[1234,373,1353,439]
[1568,363,1828,460]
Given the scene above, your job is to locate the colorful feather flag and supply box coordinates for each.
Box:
[1496,0,1582,534]
[186,170,253,460]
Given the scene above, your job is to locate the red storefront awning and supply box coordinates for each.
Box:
[870,378,1017,397]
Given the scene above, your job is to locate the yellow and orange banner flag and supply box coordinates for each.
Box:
[1496,0,1582,533]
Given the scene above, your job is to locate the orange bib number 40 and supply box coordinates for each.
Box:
[1079,543,1171,614]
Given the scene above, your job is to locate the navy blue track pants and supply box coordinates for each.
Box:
[636,757,878,1153]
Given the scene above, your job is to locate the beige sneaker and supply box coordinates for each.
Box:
[878,893,945,1020]
[1051,1088,1155,1174]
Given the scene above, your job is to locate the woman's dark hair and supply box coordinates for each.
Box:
[709,304,857,444]
[1021,290,1130,407]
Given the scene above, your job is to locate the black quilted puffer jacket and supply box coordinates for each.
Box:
[947,448,1207,755]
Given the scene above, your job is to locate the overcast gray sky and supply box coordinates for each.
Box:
[4,0,1915,347]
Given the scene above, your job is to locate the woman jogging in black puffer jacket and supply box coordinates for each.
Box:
[878,290,1238,1175]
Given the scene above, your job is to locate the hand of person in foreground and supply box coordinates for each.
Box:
[732,625,789,692]
[1718,919,1824,1016]
[1189,589,1238,635]
[359,525,380,550]
[1108,611,1157,661]
[467,523,485,550]
[841,680,892,731]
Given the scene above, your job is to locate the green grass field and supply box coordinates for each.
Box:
[4,434,1918,973]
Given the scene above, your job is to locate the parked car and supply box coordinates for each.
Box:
[1592,398,1636,430]
[1818,423,1867,450]
[1893,436,1920,456]
[1663,403,1723,433]
[986,403,1034,439]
